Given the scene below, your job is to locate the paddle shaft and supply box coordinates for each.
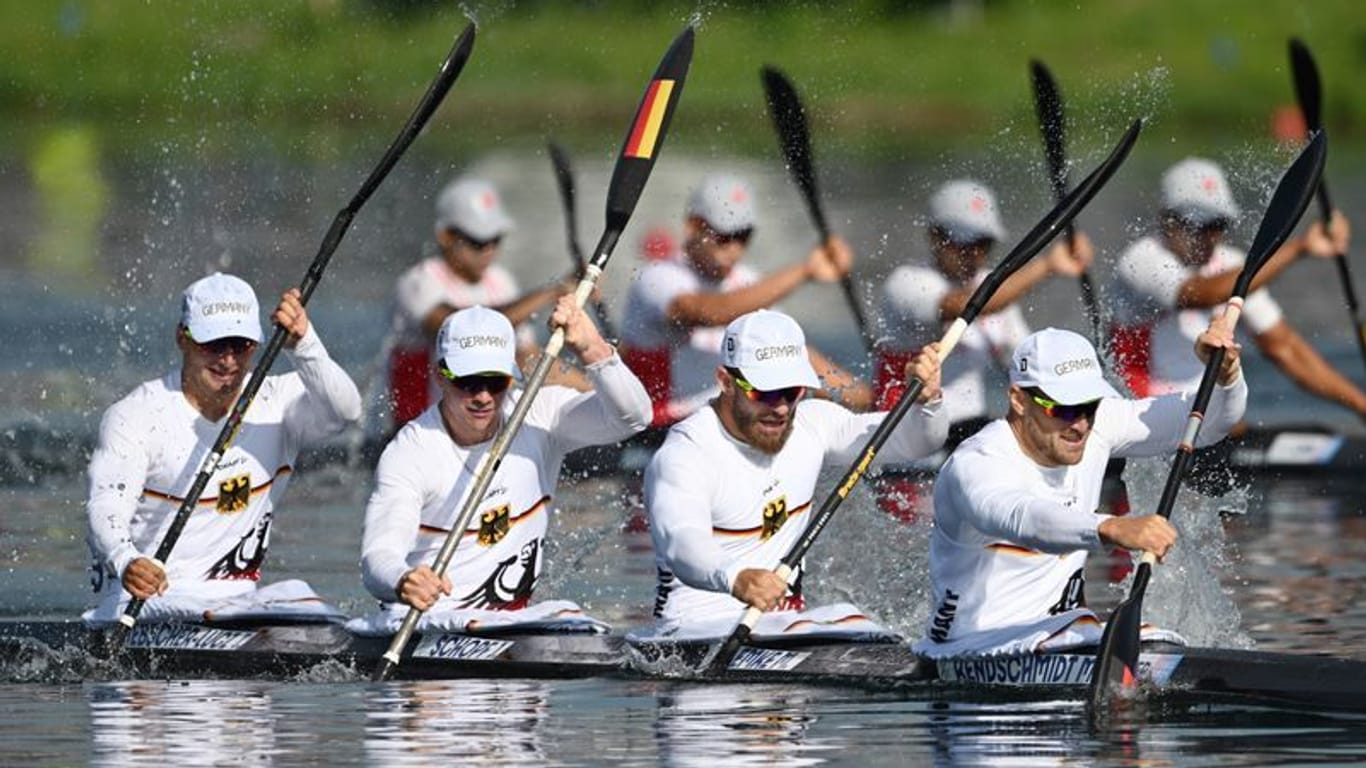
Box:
[1030,59,1103,346]
[371,25,694,682]
[1289,38,1366,372]
[549,141,619,340]
[760,66,876,354]
[109,23,477,648]
[1090,131,1327,711]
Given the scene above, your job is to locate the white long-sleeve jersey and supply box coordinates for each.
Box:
[85,327,361,605]
[919,377,1247,650]
[645,397,948,627]
[360,353,650,609]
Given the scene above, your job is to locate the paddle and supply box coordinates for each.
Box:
[1288,38,1366,373]
[1088,131,1327,710]
[1029,59,1103,347]
[105,23,477,652]
[548,140,619,341]
[372,26,694,682]
[703,118,1144,675]
[760,65,876,355]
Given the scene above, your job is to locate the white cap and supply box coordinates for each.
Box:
[180,272,262,343]
[686,173,756,235]
[721,309,820,391]
[435,306,521,380]
[1009,328,1120,405]
[929,179,1006,242]
[1161,158,1240,225]
[435,177,515,241]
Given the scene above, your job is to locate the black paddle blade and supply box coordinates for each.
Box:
[602,25,693,245]
[761,65,828,237]
[1289,38,1323,132]
[547,140,586,270]
[1237,130,1327,296]
[1029,59,1069,197]
[1089,563,1151,708]
[966,117,1142,322]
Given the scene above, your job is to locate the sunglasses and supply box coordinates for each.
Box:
[727,368,805,406]
[1027,389,1100,422]
[184,330,257,357]
[440,364,513,395]
[706,226,753,247]
[451,229,503,250]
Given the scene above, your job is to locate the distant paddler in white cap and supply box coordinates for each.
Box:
[874,179,1094,520]
[1108,157,1362,417]
[83,272,362,627]
[352,298,651,636]
[619,172,871,429]
[632,309,946,643]
[387,175,577,432]
[914,320,1245,660]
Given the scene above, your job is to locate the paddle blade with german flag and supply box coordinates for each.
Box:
[600,25,694,252]
[1088,562,1151,710]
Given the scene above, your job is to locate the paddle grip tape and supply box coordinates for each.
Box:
[542,265,603,359]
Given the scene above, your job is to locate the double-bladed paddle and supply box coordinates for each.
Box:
[1287,38,1366,374]
[1030,59,1103,347]
[548,140,619,341]
[703,118,1145,675]
[1088,131,1328,711]
[760,65,876,355]
[372,25,695,682]
[106,22,478,653]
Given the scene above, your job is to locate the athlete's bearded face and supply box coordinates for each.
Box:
[1007,385,1099,467]
[714,368,800,455]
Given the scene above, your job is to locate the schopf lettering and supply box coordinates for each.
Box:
[413,634,514,662]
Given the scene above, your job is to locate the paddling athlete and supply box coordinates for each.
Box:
[633,309,946,642]
[83,273,362,627]
[1109,157,1364,416]
[619,173,871,428]
[914,320,1246,659]
[353,300,651,635]
[387,176,574,430]
[875,180,1094,520]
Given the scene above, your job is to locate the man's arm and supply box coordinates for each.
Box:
[939,234,1094,320]
[1255,321,1366,420]
[86,405,165,599]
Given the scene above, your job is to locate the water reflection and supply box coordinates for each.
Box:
[363,679,549,766]
[88,680,278,767]
[651,683,832,767]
